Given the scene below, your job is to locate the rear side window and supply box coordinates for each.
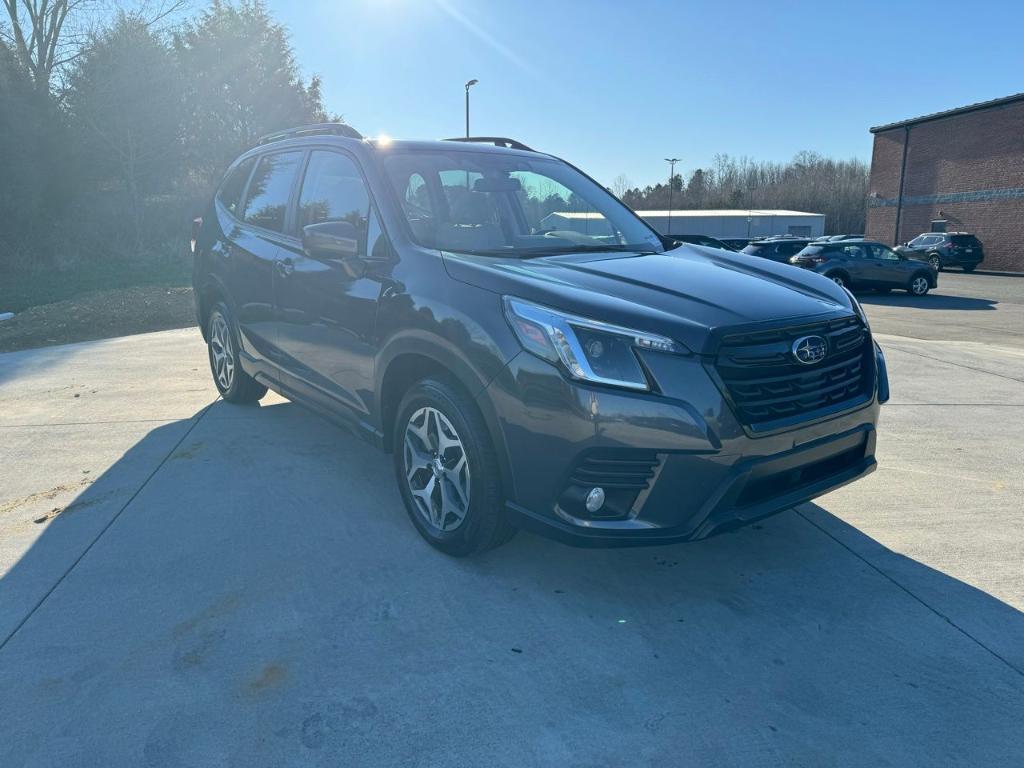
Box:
[242,151,304,233]
[298,151,370,234]
[951,235,980,246]
[217,157,255,217]
[775,241,805,258]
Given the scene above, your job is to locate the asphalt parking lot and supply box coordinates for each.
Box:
[1,271,1022,766]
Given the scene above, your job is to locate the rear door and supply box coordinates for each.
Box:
[229,149,305,367]
[866,243,906,287]
[836,243,871,284]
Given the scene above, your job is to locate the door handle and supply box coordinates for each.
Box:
[276,258,295,277]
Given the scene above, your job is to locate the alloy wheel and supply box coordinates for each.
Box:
[830,275,845,287]
[209,312,235,391]
[403,406,471,532]
[929,256,941,271]
[911,276,929,295]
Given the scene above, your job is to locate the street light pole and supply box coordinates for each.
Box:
[665,158,680,235]
[465,79,478,138]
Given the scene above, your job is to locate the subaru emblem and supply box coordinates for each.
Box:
[792,335,828,365]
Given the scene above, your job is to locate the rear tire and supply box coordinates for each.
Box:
[908,274,931,297]
[393,377,516,556]
[825,271,848,288]
[962,264,976,273]
[207,302,267,404]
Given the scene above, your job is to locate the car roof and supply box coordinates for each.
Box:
[234,135,545,165]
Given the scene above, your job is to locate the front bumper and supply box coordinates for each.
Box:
[482,341,886,548]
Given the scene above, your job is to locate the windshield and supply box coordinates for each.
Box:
[381,149,664,256]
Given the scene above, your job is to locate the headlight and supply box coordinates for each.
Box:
[503,297,687,391]
[843,287,870,332]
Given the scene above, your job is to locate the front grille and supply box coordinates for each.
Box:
[712,315,872,430]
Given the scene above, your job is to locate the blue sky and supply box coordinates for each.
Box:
[267,0,1024,188]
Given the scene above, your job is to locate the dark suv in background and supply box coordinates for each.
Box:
[192,123,886,556]
[896,232,984,272]
[740,236,812,263]
[789,240,936,295]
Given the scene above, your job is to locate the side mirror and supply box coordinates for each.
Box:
[302,220,360,260]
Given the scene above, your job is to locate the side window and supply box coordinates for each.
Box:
[217,157,255,217]
[242,151,304,233]
[298,151,370,250]
[842,244,867,259]
[870,244,899,260]
[405,173,433,216]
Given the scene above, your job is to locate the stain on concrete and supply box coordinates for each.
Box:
[249,663,287,693]
[172,593,240,639]
[0,478,94,516]
[170,441,205,461]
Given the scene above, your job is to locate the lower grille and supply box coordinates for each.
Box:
[713,315,872,430]
[568,452,660,490]
[560,450,661,519]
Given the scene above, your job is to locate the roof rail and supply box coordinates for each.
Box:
[257,122,363,145]
[444,136,534,152]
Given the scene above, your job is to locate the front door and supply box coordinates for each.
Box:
[229,149,305,367]
[274,149,389,421]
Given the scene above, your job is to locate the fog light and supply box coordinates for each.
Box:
[585,487,606,513]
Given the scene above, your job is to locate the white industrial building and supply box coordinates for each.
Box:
[542,209,826,239]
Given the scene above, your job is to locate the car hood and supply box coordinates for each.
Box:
[442,244,854,355]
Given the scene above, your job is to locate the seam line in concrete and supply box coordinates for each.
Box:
[882,403,1024,407]
[885,347,1024,385]
[0,400,218,652]
[794,507,1024,679]
[0,418,186,428]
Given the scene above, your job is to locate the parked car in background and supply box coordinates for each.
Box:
[896,232,984,272]
[741,237,812,263]
[719,237,754,250]
[790,240,936,295]
[667,234,736,251]
[192,123,886,555]
[812,234,864,243]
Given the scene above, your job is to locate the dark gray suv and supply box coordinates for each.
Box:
[896,232,984,272]
[789,240,937,296]
[192,123,888,556]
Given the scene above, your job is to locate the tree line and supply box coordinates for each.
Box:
[2,0,870,279]
[612,152,870,236]
[1,0,328,273]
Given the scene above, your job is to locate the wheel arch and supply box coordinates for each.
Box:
[824,268,850,285]
[376,336,515,501]
[196,275,232,342]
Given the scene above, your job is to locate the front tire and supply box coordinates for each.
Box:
[908,274,931,296]
[928,254,942,272]
[207,302,267,403]
[393,377,516,556]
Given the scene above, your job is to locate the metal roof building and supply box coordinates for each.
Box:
[542,209,826,239]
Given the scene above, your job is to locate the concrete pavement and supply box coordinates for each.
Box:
[1,276,1023,766]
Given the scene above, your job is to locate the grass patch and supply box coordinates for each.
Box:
[1,259,191,313]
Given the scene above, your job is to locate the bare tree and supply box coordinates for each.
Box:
[610,173,632,199]
[1,0,186,94]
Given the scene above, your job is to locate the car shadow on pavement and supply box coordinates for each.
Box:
[857,292,997,311]
[2,400,1023,765]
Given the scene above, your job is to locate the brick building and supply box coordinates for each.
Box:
[866,93,1024,272]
